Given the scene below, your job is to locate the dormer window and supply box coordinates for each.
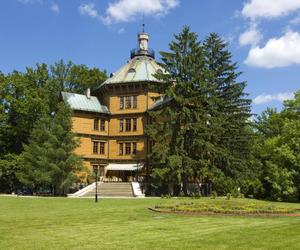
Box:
[157,69,163,74]
[128,68,136,73]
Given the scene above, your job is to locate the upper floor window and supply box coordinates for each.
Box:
[125,96,131,109]
[133,118,137,131]
[93,141,98,154]
[119,143,124,155]
[94,119,99,130]
[119,96,138,110]
[120,96,124,109]
[100,119,105,131]
[132,142,137,155]
[133,96,137,109]
[99,142,105,155]
[119,118,137,132]
[119,119,124,132]
[93,141,105,154]
[125,118,131,131]
[119,142,137,155]
[125,142,131,155]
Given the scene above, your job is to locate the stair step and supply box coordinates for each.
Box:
[81,182,133,197]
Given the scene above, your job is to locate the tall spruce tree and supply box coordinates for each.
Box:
[147,27,209,195]
[147,27,252,195]
[18,102,82,195]
[202,33,253,194]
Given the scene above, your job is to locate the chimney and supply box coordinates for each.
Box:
[86,88,91,99]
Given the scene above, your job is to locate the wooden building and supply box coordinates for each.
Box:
[62,32,162,182]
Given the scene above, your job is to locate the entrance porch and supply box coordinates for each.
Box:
[94,163,144,182]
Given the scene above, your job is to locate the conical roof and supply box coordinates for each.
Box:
[102,56,162,86]
[100,32,163,87]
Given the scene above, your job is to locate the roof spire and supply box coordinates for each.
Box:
[142,14,145,32]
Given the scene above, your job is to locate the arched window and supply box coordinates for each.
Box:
[156,69,163,74]
[128,68,136,73]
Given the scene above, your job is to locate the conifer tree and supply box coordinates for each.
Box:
[147,27,252,195]
[202,33,253,193]
[19,103,82,195]
[147,26,209,195]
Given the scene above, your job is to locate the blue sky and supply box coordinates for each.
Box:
[0,0,300,114]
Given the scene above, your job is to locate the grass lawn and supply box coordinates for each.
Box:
[0,197,299,250]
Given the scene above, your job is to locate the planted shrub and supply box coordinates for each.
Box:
[226,193,231,200]
[231,188,241,198]
[211,191,217,199]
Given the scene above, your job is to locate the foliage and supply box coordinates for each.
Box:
[0,60,106,193]
[211,191,217,199]
[18,103,83,195]
[0,154,22,193]
[154,199,299,214]
[147,27,252,196]
[253,91,300,201]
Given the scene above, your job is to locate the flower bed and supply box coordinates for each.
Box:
[152,200,300,216]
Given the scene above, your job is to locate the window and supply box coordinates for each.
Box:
[125,143,131,155]
[128,68,136,73]
[133,118,137,131]
[93,141,98,154]
[100,142,105,155]
[133,96,137,108]
[132,142,137,155]
[125,96,131,109]
[157,69,163,74]
[119,119,124,132]
[94,119,99,130]
[100,119,105,131]
[119,143,124,155]
[125,118,131,131]
[120,96,124,109]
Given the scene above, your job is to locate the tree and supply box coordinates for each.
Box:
[253,90,300,201]
[18,103,83,195]
[147,26,207,195]
[147,27,252,196]
[0,61,106,193]
[202,33,253,194]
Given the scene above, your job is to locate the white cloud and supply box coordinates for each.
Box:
[50,3,59,13]
[253,92,294,105]
[103,0,179,24]
[239,24,262,46]
[79,3,100,19]
[242,0,300,19]
[245,31,300,68]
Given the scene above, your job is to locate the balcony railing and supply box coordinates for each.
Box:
[130,48,155,59]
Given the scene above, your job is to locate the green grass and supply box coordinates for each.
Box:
[0,197,299,250]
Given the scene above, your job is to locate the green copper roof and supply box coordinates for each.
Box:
[149,96,172,111]
[101,56,163,86]
[61,92,109,114]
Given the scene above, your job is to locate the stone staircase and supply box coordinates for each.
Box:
[82,182,134,197]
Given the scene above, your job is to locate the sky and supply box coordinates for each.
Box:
[0,0,299,115]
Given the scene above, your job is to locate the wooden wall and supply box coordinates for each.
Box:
[71,83,160,172]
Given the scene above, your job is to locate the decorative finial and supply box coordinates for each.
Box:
[142,14,145,32]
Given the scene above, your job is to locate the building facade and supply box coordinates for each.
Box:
[62,32,162,182]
